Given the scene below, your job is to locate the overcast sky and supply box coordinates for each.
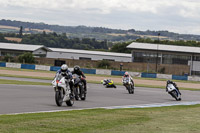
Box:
[0,0,200,35]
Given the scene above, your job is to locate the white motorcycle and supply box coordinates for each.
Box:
[52,73,74,106]
[122,77,134,94]
[166,83,181,101]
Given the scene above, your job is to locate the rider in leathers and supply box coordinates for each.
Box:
[166,80,181,95]
[56,64,73,92]
[71,65,87,93]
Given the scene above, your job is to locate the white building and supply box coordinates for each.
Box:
[0,42,131,62]
[127,42,200,75]
[0,42,51,57]
[47,48,131,62]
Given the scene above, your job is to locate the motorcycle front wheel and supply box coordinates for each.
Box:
[55,91,63,106]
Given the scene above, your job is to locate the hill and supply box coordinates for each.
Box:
[0,19,200,42]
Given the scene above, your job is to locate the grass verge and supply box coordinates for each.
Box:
[0,79,50,86]
[0,105,200,133]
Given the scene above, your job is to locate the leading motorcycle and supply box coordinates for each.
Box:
[52,73,74,106]
[122,77,134,94]
[166,82,181,101]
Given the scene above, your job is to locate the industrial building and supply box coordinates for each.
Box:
[127,42,200,75]
[47,48,131,62]
[0,42,51,57]
[0,42,131,62]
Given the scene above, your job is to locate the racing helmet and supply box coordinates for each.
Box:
[167,80,171,84]
[124,72,129,77]
[61,64,68,72]
[74,65,80,72]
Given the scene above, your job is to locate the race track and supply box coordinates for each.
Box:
[0,83,200,115]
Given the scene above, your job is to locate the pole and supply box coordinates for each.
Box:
[156,33,160,73]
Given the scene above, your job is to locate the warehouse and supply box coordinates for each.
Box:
[127,42,200,75]
[0,42,131,62]
[47,48,131,62]
[0,42,51,57]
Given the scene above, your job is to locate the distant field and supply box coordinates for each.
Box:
[107,33,127,36]
[4,37,22,42]
[107,33,169,39]
[0,28,18,33]
[0,25,52,33]
[0,25,19,30]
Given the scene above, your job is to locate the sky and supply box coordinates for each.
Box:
[0,0,200,35]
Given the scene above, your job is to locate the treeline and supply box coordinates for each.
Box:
[0,32,108,50]
[1,19,200,41]
[22,32,108,50]
[1,32,200,54]
[136,38,200,47]
[0,19,126,34]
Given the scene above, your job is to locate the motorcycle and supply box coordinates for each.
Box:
[166,82,181,101]
[52,73,74,106]
[122,77,134,94]
[72,74,86,100]
[101,79,116,88]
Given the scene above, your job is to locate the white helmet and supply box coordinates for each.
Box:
[61,64,68,72]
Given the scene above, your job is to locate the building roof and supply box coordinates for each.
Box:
[127,42,200,54]
[49,48,131,57]
[0,42,51,52]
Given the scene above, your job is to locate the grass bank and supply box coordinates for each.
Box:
[0,79,50,86]
[0,105,200,133]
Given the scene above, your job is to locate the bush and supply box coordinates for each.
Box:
[18,52,35,63]
[3,54,14,62]
[159,67,166,74]
[97,60,110,69]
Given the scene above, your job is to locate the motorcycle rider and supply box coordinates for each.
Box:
[122,72,134,86]
[56,64,73,92]
[71,65,87,93]
[166,80,181,95]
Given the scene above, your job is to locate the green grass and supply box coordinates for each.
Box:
[0,67,55,74]
[0,73,53,80]
[0,79,50,86]
[0,105,200,133]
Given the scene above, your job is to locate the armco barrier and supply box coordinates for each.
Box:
[80,68,96,74]
[21,64,35,70]
[50,66,60,71]
[129,72,141,77]
[1,62,199,81]
[188,76,200,82]
[35,65,50,71]
[172,75,188,80]
[141,73,157,78]
[96,69,111,75]
[157,74,172,79]
[0,62,6,67]
[111,70,125,76]
[6,63,21,68]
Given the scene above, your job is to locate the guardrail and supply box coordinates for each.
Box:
[0,62,199,82]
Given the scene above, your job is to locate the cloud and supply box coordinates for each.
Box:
[0,0,200,34]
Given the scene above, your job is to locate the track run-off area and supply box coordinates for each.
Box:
[1,82,200,115]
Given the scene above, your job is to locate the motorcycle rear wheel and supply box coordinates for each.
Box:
[66,94,74,106]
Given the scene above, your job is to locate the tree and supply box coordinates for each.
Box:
[3,54,14,62]
[110,42,132,53]
[18,52,35,63]
[19,26,23,38]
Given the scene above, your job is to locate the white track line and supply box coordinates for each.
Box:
[1,101,200,116]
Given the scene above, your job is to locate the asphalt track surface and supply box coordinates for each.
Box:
[1,81,200,115]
